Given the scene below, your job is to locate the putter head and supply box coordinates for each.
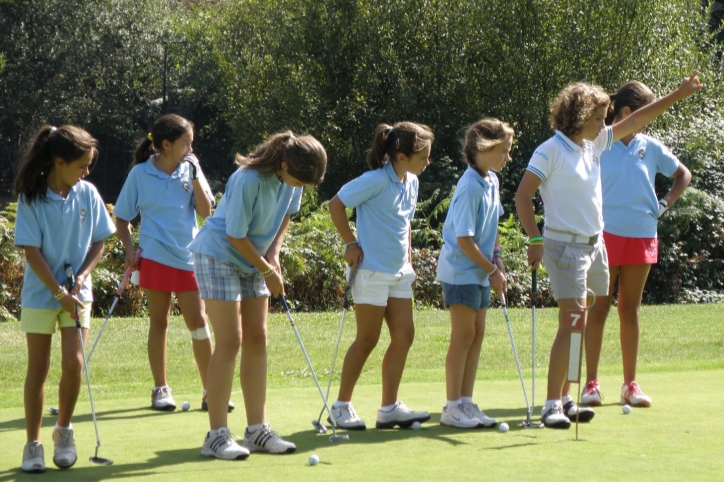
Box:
[521,420,545,429]
[89,456,113,466]
[329,434,349,443]
[48,407,59,415]
[312,420,327,434]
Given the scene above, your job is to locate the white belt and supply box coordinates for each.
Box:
[543,229,600,245]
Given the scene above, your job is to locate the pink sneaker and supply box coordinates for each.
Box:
[581,379,603,406]
[621,381,652,407]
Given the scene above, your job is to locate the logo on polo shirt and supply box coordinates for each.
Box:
[182,180,191,192]
[638,148,646,159]
[592,155,600,166]
[80,208,87,222]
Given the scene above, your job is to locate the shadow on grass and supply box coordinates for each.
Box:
[0,406,191,433]
[0,446,213,481]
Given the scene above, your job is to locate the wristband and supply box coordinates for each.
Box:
[344,240,359,250]
[529,237,543,243]
[260,267,274,278]
[657,199,669,218]
[487,265,499,277]
[53,287,66,300]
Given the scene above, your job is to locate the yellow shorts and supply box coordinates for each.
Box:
[20,302,92,335]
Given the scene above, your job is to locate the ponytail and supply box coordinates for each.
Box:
[130,114,193,172]
[366,122,435,170]
[235,131,327,185]
[13,125,98,204]
[605,81,656,126]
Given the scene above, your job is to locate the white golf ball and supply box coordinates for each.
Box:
[309,454,319,466]
[498,422,509,433]
[182,401,190,411]
[622,404,632,414]
[411,421,422,430]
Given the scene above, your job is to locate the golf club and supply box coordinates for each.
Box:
[65,265,113,466]
[526,270,544,428]
[279,296,349,444]
[313,270,356,434]
[500,292,534,427]
[86,248,139,364]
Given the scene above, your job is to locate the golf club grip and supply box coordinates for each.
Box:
[532,269,537,294]
[64,264,81,325]
[500,292,506,308]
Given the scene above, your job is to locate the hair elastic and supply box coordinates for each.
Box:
[386,126,393,134]
[289,133,295,139]
[147,133,153,142]
[49,126,57,135]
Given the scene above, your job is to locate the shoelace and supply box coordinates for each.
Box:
[210,432,234,452]
[25,443,42,459]
[395,401,411,413]
[248,425,280,447]
[585,380,603,399]
[627,381,643,395]
[57,430,74,447]
[342,404,359,420]
[155,386,172,400]
[461,403,478,419]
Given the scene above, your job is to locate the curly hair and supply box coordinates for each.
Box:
[550,82,610,138]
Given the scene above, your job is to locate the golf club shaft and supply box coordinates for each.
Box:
[280,296,340,434]
[86,265,133,364]
[501,294,531,413]
[531,269,537,422]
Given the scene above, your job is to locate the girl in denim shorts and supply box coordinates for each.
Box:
[436,119,513,429]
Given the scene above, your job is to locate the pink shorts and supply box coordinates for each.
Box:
[603,232,658,266]
[138,258,199,292]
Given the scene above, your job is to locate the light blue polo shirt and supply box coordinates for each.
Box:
[15,181,116,309]
[337,161,418,274]
[437,167,504,286]
[114,155,213,271]
[601,134,679,238]
[188,167,303,273]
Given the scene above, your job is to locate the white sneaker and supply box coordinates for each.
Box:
[328,402,366,430]
[376,401,431,429]
[201,390,235,412]
[463,402,497,428]
[562,400,595,423]
[22,441,45,474]
[581,379,603,406]
[52,426,77,468]
[201,428,249,460]
[621,381,652,407]
[440,404,481,428]
[242,423,296,454]
[541,404,570,429]
[151,386,176,411]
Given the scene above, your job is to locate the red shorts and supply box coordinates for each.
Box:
[138,258,199,292]
[603,231,658,266]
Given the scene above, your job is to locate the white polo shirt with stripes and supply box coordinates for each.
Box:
[526,126,613,237]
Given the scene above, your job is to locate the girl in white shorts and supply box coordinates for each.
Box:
[515,72,702,429]
[327,122,434,430]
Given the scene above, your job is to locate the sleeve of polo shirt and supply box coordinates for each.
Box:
[88,184,116,243]
[653,141,680,177]
[225,171,259,239]
[336,171,384,210]
[14,196,42,248]
[527,144,555,182]
[286,187,303,215]
[113,167,140,222]
[593,126,614,155]
[450,182,480,237]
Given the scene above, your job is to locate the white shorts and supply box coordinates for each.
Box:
[350,267,416,307]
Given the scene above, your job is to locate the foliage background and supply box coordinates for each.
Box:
[1,0,723,319]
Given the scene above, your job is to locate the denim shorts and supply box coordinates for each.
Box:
[441,282,492,311]
[193,253,270,301]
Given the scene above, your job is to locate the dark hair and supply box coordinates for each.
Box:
[131,114,193,170]
[13,125,98,204]
[234,131,327,185]
[366,122,435,170]
[550,82,610,138]
[463,118,515,167]
[605,81,655,125]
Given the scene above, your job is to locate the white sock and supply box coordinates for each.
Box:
[246,423,264,433]
[561,395,574,405]
[460,396,473,404]
[445,399,461,410]
[209,427,226,436]
[55,423,72,430]
[543,399,561,413]
[379,404,396,412]
[333,400,349,409]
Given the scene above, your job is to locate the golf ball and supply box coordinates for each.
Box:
[411,421,422,430]
[182,401,190,411]
[498,422,509,433]
[309,454,319,466]
[622,404,631,414]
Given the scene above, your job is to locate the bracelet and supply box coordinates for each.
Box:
[529,237,543,243]
[487,265,499,277]
[493,245,501,252]
[260,267,274,278]
[53,287,66,300]
[344,240,359,250]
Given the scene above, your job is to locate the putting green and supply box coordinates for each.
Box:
[1,370,722,481]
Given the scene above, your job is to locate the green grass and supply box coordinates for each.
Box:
[1,304,723,480]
